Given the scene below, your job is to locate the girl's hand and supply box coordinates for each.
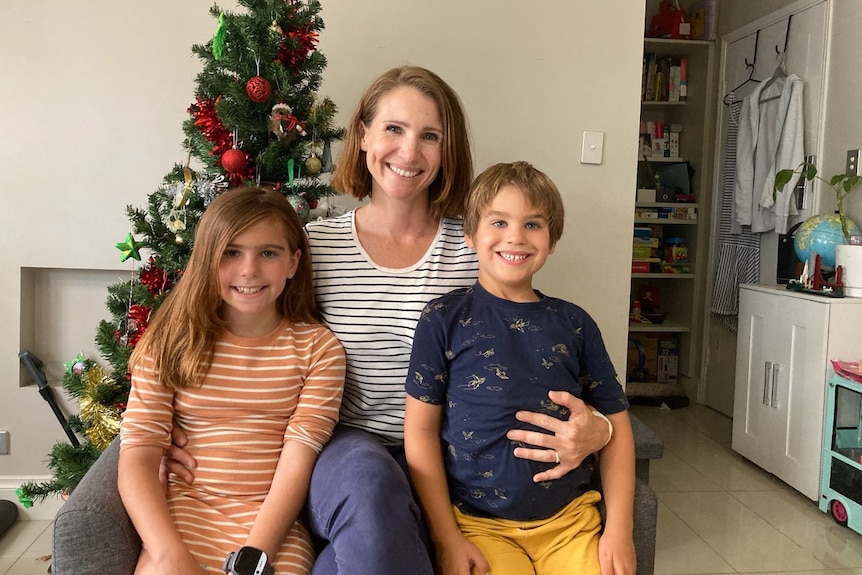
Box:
[137,545,209,575]
[435,533,490,575]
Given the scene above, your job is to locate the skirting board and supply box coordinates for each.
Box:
[0,477,64,521]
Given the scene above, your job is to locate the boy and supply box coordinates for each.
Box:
[404,161,635,575]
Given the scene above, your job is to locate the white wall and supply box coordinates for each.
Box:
[0,0,645,514]
[822,1,862,228]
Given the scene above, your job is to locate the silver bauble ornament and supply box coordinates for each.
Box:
[287,195,310,224]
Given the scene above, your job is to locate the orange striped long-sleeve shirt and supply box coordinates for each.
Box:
[120,319,345,572]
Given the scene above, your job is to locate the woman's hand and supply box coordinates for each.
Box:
[506,390,611,482]
[158,426,197,490]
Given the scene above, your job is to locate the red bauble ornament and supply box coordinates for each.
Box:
[222,148,248,174]
[245,76,272,103]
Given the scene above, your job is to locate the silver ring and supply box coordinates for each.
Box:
[553,450,560,464]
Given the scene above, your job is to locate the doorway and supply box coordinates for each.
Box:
[700,0,829,416]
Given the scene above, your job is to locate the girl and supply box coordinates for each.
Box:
[118,187,345,574]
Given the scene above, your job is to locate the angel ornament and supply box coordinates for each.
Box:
[268,103,307,147]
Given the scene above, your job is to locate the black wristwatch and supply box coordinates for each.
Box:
[223,546,274,575]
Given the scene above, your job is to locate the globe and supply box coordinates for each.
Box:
[794,213,861,270]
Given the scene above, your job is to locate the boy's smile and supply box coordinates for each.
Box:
[465,184,555,302]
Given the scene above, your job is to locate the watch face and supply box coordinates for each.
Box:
[235,547,265,573]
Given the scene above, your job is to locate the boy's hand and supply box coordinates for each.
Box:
[506,391,610,482]
[435,533,490,575]
[159,426,197,490]
[598,527,636,575]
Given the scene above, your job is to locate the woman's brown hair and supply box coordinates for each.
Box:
[331,66,473,218]
[129,186,318,390]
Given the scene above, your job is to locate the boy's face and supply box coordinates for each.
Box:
[464,184,555,302]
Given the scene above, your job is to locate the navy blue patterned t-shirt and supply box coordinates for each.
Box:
[405,282,628,521]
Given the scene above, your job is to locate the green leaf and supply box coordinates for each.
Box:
[844,174,862,193]
[774,169,795,192]
[830,173,847,187]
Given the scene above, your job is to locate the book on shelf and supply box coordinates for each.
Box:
[641,55,688,103]
[679,57,688,101]
[643,53,657,102]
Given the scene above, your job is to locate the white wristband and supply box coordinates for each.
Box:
[592,410,613,446]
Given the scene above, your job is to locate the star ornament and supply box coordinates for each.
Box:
[115,233,143,262]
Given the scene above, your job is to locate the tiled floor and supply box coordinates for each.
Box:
[0,518,51,575]
[3,403,862,574]
[631,402,862,575]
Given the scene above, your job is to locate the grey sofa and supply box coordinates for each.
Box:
[52,414,663,574]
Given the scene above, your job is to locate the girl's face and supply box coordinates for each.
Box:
[218,217,300,337]
[360,86,443,204]
[465,185,555,302]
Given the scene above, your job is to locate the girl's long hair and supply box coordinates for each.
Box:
[129,186,318,390]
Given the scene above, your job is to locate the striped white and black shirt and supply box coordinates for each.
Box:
[306,211,479,444]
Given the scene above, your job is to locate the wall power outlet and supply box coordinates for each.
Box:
[847,149,862,176]
[0,431,8,454]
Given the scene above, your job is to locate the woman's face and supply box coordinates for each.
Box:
[360,86,443,204]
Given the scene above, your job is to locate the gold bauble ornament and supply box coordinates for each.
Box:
[305,156,322,176]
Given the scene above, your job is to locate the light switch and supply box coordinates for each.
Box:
[581,130,604,164]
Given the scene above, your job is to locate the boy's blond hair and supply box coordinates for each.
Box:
[463,161,565,246]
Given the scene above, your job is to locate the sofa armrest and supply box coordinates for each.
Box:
[630,413,663,484]
[52,437,139,575]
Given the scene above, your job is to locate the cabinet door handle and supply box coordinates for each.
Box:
[771,363,781,408]
[763,361,773,406]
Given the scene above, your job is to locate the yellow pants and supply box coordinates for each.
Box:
[452,490,602,575]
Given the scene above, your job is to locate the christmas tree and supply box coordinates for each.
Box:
[18,0,342,504]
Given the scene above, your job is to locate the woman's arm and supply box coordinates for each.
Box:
[404,396,490,575]
[597,411,636,575]
[118,445,205,574]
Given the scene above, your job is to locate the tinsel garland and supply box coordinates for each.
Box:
[189,96,233,159]
[77,366,122,451]
[277,27,319,66]
[126,304,151,347]
[139,258,173,297]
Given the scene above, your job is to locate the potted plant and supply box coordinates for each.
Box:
[775,162,862,296]
[775,162,862,244]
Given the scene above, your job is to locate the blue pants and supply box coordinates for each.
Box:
[307,425,434,575]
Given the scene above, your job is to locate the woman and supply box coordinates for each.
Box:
[299,66,612,574]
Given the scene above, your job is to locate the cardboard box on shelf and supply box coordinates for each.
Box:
[627,332,679,384]
[636,188,657,203]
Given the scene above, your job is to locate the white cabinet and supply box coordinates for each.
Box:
[732,284,862,500]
